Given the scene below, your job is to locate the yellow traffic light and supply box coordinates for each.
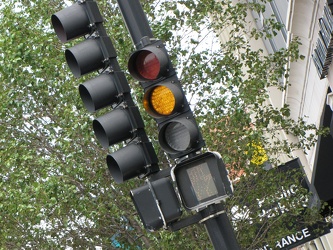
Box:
[144,85,176,116]
[143,82,184,118]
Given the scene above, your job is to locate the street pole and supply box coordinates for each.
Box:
[200,204,241,250]
[116,0,153,47]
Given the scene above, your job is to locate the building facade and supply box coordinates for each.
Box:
[253,0,333,248]
[219,0,333,248]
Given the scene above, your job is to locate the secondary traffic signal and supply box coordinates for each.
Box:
[51,0,159,183]
[131,178,182,231]
[128,39,205,159]
[171,152,233,211]
[51,1,114,77]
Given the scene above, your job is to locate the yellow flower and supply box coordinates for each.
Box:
[248,143,268,166]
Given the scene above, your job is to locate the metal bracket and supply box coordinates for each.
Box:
[199,210,225,224]
[147,180,167,229]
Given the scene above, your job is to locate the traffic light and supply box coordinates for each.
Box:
[128,39,205,159]
[130,178,182,231]
[51,0,159,183]
[171,152,233,211]
[51,1,114,77]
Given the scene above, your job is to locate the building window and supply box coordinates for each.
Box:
[249,0,288,53]
[312,5,333,79]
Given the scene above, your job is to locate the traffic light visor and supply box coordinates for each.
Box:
[65,38,105,77]
[93,109,133,149]
[51,3,91,43]
[79,73,119,113]
[107,142,159,183]
[107,143,147,183]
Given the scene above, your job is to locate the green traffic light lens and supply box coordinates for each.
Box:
[158,116,202,156]
[164,122,191,152]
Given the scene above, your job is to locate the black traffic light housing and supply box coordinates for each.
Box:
[128,39,174,85]
[51,2,239,246]
[51,1,103,43]
[52,1,116,78]
[117,0,205,160]
[127,38,205,159]
[51,0,159,184]
[172,152,233,211]
[131,178,182,231]
[66,36,116,77]
[79,71,130,113]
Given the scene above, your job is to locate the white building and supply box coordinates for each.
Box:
[219,0,333,248]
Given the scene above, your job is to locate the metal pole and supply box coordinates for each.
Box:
[116,0,154,47]
[200,204,241,250]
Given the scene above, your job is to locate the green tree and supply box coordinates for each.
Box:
[151,1,328,248]
[0,0,328,249]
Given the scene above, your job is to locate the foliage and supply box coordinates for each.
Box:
[0,0,328,249]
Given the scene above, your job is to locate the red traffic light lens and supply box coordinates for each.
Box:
[136,51,160,80]
[128,42,170,81]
